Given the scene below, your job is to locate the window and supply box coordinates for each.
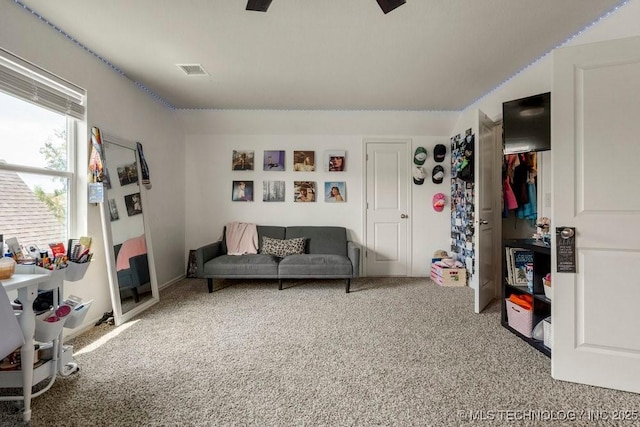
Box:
[0,48,85,257]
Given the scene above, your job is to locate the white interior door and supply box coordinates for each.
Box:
[474,110,501,313]
[552,35,640,393]
[365,140,410,276]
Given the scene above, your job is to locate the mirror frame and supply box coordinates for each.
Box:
[98,132,159,326]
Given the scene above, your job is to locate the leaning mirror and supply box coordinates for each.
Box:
[98,132,158,326]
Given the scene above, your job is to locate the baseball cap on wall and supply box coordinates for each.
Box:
[434,144,446,162]
[414,147,427,165]
[413,166,426,185]
[432,165,445,184]
[433,193,446,212]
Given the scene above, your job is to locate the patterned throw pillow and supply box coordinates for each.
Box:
[261,236,306,257]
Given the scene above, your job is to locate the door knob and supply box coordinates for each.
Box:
[401,214,408,219]
[560,227,574,239]
[479,219,489,225]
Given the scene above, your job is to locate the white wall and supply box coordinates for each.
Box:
[179,109,457,276]
[451,0,640,284]
[456,0,640,131]
[1,4,186,331]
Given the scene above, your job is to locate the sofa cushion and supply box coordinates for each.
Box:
[203,254,279,277]
[285,226,347,256]
[261,236,306,258]
[278,254,352,277]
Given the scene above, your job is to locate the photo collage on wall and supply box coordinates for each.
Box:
[450,129,475,275]
[231,149,347,203]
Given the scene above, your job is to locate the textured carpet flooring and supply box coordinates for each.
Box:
[1,277,638,426]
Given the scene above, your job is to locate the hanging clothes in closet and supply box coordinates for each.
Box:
[503,154,519,217]
[516,153,537,221]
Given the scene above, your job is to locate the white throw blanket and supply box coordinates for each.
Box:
[225,222,258,255]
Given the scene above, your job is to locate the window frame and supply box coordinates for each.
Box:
[0,48,85,245]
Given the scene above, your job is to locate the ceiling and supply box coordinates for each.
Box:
[17,0,625,111]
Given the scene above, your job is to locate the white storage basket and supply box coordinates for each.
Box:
[505,298,533,338]
[64,300,93,329]
[64,261,90,282]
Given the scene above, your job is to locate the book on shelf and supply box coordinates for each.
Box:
[511,248,534,286]
[505,246,514,285]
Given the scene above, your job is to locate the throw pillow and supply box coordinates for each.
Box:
[261,236,306,257]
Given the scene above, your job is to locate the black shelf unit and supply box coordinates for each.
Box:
[501,239,551,357]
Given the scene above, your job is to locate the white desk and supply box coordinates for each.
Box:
[1,268,51,423]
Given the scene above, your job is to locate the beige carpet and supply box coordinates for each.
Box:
[1,277,638,426]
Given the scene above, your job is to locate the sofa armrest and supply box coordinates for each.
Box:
[195,241,223,278]
[129,253,150,286]
[347,241,360,278]
[117,269,133,288]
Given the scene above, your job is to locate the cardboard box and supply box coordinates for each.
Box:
[431,264,467,287]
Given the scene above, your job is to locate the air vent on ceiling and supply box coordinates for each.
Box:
[177,64,209,76]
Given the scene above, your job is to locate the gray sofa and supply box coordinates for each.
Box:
[195,226,360,293]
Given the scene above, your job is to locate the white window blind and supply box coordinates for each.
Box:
[0,48,85,120]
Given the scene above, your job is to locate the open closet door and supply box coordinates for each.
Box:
[474,110,501,313]
[552,36,640,393]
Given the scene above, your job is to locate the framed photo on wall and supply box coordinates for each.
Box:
[324,182,346,202]
[324,150,346,172]
[293,151,315,171]
[263,150,285,171]
[294,181,316,202]
[232,150,254,170]
[232,180,253,201]
[263,180,285,201]
[124,192,142,216]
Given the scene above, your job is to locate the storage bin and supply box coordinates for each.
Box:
[35,312,65,342]
[543,316,552,349]
[543,284,552,300]
[431,264,466,287]
[64,261,90,282]
[64,299,93,329]
[505,298,533,338]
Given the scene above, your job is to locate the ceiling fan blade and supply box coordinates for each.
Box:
[376,0,406,14]
[246,0,272,12]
